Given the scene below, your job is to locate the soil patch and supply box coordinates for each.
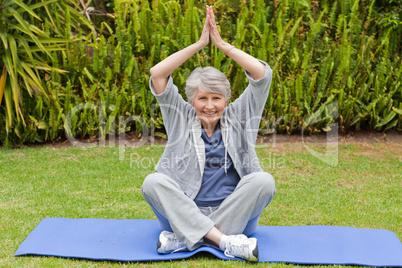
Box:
[6,130,401,151]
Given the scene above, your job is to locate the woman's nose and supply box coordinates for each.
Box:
[206,100,214,109]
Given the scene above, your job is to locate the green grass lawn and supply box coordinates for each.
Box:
[0,140,401,267]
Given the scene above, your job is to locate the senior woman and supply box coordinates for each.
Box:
[141,5,275,262]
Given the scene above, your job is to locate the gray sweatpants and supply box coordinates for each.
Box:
[141,171,275,250]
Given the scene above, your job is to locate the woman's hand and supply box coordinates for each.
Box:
[150,6,210,94]
[197,6,210,48]
[207,5,230,51]
[206,5,265,80]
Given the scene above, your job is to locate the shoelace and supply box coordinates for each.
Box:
[165,234,187,254]
[224,236,249,259]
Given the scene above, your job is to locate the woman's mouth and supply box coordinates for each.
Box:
[202,111,217,116]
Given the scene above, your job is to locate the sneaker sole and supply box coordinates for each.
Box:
[249,238,259,262]
[250,243,259,262]
[157,238,162,253]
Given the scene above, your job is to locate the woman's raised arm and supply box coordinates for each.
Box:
[150,7,211,95]
[207,6,266,81]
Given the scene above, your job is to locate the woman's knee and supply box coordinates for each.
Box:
[141,173,166,196]
[246,172,276,195]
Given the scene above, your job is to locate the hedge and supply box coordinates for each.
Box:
[0,0,401,146]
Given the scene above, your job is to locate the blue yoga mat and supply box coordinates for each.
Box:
[15,218,402,266]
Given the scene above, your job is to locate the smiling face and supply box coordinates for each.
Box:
[192,89,227,133]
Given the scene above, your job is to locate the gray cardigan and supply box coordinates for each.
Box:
[150,61,273,200]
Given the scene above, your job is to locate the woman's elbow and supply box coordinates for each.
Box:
[150,67,164,80]
[150,67,155,77]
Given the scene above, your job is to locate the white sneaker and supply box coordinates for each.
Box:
[157,231,188,254]
[224,234,259,262]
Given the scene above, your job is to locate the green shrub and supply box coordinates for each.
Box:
[0,0,401,146]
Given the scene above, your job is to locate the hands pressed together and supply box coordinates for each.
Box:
[199,5,233,54]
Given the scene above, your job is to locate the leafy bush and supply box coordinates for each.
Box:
[0,0,401,146]
[0,0,92,146]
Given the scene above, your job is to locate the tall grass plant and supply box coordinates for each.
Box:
[0,0,401,146]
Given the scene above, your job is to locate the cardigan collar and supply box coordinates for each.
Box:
[191,114,230,176]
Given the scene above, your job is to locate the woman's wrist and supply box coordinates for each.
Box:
[195,40,209,51]
[224,45,235,55]
[219,42,234,55]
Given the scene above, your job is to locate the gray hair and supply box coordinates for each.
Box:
[185,66,231,104]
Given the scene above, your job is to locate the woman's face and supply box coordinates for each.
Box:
[192,89,227,131]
